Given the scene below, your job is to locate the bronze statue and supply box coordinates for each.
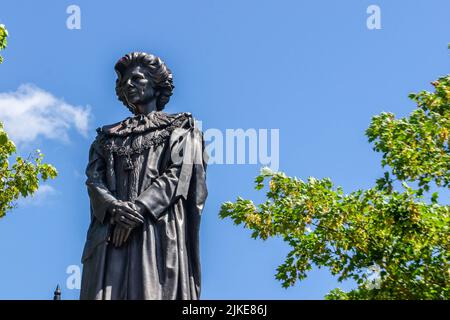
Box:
[80,52,208,300]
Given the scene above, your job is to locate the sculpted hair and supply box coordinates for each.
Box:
[115,52,175,113]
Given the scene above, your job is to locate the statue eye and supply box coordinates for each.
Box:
[132,75,145,81]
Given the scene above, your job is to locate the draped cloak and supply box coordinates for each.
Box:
[80,111,208,300]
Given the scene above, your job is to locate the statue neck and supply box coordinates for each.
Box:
[134,99,158,115]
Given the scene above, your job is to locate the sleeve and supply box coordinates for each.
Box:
[135,126,194,221]
[85,138,117,224]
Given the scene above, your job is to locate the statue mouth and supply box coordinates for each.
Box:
[127,90,138,97]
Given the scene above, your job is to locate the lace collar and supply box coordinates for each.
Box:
[97,111,192,137]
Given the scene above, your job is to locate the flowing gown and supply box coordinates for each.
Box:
[80,111,208,300]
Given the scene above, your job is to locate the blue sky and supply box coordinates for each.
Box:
[0,0,448,299]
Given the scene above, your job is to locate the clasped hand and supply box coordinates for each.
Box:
[109,200,146,247]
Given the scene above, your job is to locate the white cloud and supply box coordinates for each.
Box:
[0,84,91,144]
[18,184,58,207]
[33,184,57,197]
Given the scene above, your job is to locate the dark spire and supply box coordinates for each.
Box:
[53,284,61,300]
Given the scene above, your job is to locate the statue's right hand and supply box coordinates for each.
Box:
[112,224,131,247]
[109,200,145,228]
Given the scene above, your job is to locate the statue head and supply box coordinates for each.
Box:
[115,52,174,114]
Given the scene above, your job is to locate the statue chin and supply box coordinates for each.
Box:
[126,95,142,105]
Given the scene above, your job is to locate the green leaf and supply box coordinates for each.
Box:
[431,192,439,204]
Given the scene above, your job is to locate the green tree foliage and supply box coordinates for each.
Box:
[0,25,57,217]
[0,24,7,64]
[220,75,450,299]
[0,123,58,218]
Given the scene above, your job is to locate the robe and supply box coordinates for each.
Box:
[79,111,208,300]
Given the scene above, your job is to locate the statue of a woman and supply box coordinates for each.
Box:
[80,52,208,300]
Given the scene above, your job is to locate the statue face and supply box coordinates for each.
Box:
[120,65,156,110]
